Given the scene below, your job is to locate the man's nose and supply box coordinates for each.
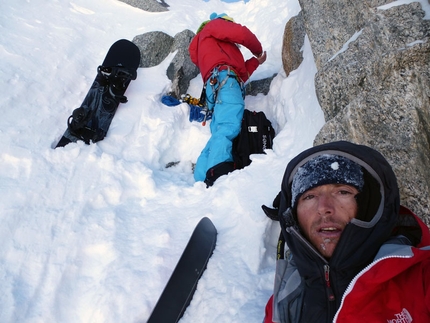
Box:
[317,193,334,216]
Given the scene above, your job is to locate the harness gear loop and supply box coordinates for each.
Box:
[181,90,212,126]
[208,65,245,108]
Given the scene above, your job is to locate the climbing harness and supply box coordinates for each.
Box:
[207,65,245,107]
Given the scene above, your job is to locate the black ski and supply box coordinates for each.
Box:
[55,39,140,148]
[147,217,217,323]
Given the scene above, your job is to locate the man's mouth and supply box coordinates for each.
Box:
[318,227,342,237]
[320,227,339,232]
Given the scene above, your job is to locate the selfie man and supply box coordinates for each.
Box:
[263,141,430,323]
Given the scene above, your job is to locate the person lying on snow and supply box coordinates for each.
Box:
[188,12,266,187]
[263,140,430,323]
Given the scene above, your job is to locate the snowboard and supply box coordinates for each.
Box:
[147,217,217,323]
[55,39,141,148]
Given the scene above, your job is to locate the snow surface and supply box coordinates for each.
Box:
[0,0,324,322]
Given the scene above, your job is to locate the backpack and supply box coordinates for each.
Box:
[204,109,275,187]
[233,109,275,169]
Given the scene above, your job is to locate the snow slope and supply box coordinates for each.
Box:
[0,0,324,322]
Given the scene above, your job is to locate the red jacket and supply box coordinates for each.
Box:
[188,18,262,83]
[333,209,430,323]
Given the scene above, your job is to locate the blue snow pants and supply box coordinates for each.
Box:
[194,69,244,182]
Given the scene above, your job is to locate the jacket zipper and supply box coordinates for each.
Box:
[324,264,335,301]
[287,227,336,301]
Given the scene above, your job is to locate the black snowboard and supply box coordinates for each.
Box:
[147,217,217,323]
[55,39,141,148]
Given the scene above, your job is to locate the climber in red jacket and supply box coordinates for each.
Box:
[189,12,266,186]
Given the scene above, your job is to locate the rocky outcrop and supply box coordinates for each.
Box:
[289,0,430,223]
[132,30,199,98]
[166,30,200,99]
[118,0,168,12]
[133,31,173,68]
[282,11,306,77]
[245,74,277,96]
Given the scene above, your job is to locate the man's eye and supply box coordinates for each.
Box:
[339,190,352,195]
[302,194,314,200]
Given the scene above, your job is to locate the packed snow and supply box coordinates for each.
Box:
[0,0,325,322]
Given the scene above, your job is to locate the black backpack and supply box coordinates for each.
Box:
[204,109,275,187]
[233,109,275,169]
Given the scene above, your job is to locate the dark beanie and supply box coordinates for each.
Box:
[291,154,364,209]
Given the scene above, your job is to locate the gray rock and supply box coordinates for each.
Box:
[295,0,430,223]
[132,31,173,68]
[245,74,277,96]
[132,30,198,98]
[118,0,168,12]
[282,11,306,77]
[166,30,200,99]
[298,0,370,70]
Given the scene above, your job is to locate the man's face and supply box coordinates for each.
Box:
[296,184,359,259]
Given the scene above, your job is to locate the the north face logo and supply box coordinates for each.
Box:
[387,308,413,323]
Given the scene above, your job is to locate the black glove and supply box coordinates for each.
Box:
[262,191,281,221]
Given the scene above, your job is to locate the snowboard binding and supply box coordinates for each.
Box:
[67,106,97,144]
[98,65,137,103]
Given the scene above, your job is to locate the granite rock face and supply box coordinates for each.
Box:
[166,30,200,99]
[292,0,430,223]
[282,11,306,77]
[132,31,174,68]
[132,30,199,98]
[245,74,277,96]
[118,0,168,12]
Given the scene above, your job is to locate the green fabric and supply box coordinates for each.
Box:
[196,20,209,34]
